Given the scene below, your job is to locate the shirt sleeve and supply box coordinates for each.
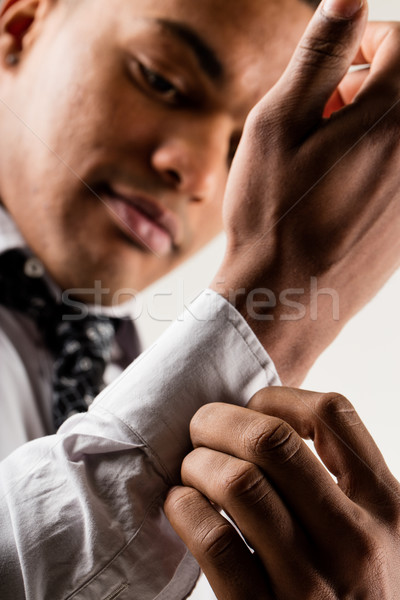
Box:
[0,290,280,600]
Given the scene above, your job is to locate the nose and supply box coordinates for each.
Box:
[150,116,232,202]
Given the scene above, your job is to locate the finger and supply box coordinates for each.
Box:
[324,68,370,116]
[360,21,400,75]
[164,486,271,600]
[190,403,357,545]
[330,22,400,121]
[181,448,324,600]
[338,66,370,103]
[321,22,400,143]
[265,0,368,130]
[248,388,400,510]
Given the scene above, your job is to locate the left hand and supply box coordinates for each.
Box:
[211,10,400,386]
[165,388,400,599]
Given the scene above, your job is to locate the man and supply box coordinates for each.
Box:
[0,0,399,599]
[0,0,312,454]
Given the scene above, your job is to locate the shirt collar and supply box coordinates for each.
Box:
[0,204,26,254]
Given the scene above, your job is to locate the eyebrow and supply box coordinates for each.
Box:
[152,18,224,81]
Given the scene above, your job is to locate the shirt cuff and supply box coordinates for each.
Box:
[91,289,281,483]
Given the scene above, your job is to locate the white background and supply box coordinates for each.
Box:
[135,1,400,596]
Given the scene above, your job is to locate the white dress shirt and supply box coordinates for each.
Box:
[0,206,280,599]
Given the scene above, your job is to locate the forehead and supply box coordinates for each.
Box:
[95,0,312,111]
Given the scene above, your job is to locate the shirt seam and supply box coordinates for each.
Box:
[65,492,165,600]
[92,403,173,484]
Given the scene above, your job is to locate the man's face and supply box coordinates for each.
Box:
[0,0,311,303]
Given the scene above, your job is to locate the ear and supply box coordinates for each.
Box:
[0,0,41,55]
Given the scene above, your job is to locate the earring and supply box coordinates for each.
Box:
[5,53,19,66]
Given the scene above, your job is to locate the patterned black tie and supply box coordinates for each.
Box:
[0,249,121,429]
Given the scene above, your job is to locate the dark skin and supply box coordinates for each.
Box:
[210,3,400,386]
[1,0,399,596]
[165,0,400,597]
[166,389,400,598]
[0,0,311,302]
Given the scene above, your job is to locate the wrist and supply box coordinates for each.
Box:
[210,262,343,386]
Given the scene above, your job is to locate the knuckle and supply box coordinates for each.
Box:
[342,512,382,570]
[244,106,271,147]
[221,462,266,505]
[246,102,271,132]
[245,96,286,149]
[245,418,301,464]
[297,35,348,68]
[316,392,355,421]
[336,537,385,598]
[197,520,238,562]
[164,486,200,517]
[375,481,400,525]
[354,532,384,578]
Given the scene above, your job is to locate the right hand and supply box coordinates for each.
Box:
[211,0,400,385]
[165,388,400,599]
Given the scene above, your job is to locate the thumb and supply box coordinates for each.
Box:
[275,0,368,130]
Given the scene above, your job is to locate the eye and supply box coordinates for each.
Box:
[138,63,182,103]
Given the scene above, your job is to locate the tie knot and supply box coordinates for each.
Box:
[0,248,120,349]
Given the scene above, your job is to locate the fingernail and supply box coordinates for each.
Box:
[322,0,363,18]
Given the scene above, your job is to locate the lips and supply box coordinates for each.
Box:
[100,183,180,256]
